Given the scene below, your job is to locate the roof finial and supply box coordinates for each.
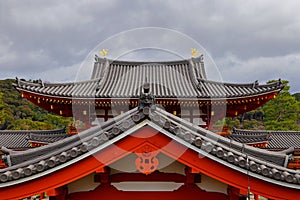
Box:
[138,80,155,113]
[278,78,282,85]
[253,80,259,88]
[38,79,44,87]
[143,78,150,94]
[15,77,20,87]
[100,49,108,58]
[95,54,99,62]
[191,48,199,58]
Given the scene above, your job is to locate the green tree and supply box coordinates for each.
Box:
[224,118,241,129]
[8,119,52,130]
[293,93,300,101]
[0,92,5,127]
[262,80,300,130]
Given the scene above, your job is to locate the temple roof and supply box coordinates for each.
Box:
[0,105,298,188]
[229,128,300,150]
[226,133,269,145]
[14,57,283,100]
[26,131,71,145]
[0,128,67,149]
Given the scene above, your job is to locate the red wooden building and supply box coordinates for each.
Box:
[1,56,299,200]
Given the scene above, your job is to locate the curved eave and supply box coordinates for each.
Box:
[27,134,71,144]
[14,82,282,119]
[225,135,269,145]
[13,82,282,120]
[14,80,283,101]
[28,141,49,146]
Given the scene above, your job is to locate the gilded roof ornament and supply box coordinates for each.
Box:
[100,49,108,58]
[191,48,199,57]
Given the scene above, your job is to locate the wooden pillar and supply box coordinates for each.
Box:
[39,192,45,200]
[254,194,259,200]
[185,167,195,185]
[94,167,111,185]
[184,167,201,185]
[206,104,211,129]
[199,105,208,129]
[191,107,195,123]
[0,159,7,169]
[104,108,108,121]
[47,186,68,200]
[227,185,240,200]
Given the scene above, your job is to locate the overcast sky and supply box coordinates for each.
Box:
[1,0,300,92]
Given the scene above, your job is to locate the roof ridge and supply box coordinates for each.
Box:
[94,56,199,65]
[17,79,102,87]
[198,78,283,88]
[234,128,300,134]
[227,134,269,138]
[28,132,68,137]
[0,128,65,134]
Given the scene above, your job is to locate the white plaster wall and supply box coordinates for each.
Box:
[113,182,183,191]
[67,172,100,193]
[67,152,228,194]
[109,153,137,173]
[196,174,228,194]
[159,154,228,194]
[157,153,185,175]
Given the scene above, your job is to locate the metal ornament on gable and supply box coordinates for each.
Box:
[135,144,159,175]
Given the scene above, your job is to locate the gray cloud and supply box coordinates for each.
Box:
[0,0,300,92]
[215,53,300,91]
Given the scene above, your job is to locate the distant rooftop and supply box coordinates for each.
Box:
[228,128,300,150]
[0,128,68,149]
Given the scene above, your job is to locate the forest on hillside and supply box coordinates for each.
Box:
[0,79,299,131]
[0,79,72,130]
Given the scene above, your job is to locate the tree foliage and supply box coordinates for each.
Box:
[262,80,300,130]
[0,79,72,130]
[293,93,300,101]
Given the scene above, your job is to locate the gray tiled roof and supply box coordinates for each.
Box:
[14,57,283,99]
[0,131,30,149]
[0,106,298,187]
[27,132,71,144]
[0,129,66,149]
[226,133,269,144]
[231,128,300,150]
